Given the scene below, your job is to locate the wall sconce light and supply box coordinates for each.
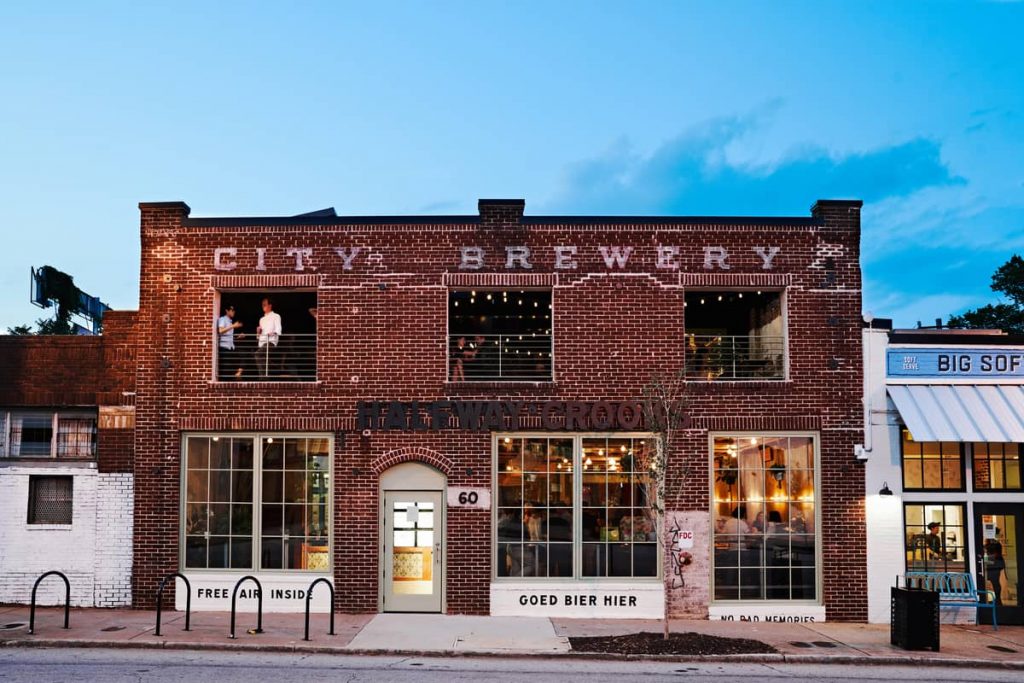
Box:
[879,482,893,496]
[465,467,475,476]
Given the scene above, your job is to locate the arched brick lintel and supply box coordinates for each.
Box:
[370,446,453,477]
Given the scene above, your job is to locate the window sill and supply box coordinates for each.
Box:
[26,524,74,530]
[445,380,557,392]
[0,459,96,470]
[209,380,322,389]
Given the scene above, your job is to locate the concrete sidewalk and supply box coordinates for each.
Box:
[1,604,1021,668]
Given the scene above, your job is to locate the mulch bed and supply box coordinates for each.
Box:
[569,631,778,656]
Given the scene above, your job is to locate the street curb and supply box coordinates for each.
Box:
[3,638,1024,670]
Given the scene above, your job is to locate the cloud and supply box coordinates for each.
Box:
[544,114,963,216]
[543,112,1024,328]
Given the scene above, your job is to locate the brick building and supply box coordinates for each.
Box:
[0,312,137,607]
[124,197,865,622]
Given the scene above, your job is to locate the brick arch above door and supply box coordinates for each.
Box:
[370,446,453,477]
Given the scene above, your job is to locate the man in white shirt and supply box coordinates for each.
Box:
[216,305,243,378]
[254,297,283,375]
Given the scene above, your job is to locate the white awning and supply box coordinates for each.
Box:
[887,384,1024,443]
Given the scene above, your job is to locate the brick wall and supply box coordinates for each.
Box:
[131,199,865,620]
[0,310,137,607]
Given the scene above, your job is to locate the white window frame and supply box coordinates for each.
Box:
[179,432,333,574]
[0,410,97,459]
[491,432,662,583]
[708,431,823,605]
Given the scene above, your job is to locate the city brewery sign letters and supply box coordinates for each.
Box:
[356,400,680,432]
[212,245,782,272]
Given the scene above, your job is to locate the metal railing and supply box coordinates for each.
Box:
[229,575,264,639]
[216,333,316,382]
[29,571,70,634]
[449,333,553,382]
[154,572,191,636]
[303,577,335,641]
[685,335,785,381]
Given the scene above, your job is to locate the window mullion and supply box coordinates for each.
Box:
[254,434,262,571]
[51,412,58,458]
[573,435,582,580]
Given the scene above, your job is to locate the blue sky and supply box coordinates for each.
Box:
[1,1,1022,331]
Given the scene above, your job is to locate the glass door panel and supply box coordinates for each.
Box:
[383,491,442,612]
[975,504,1023,625]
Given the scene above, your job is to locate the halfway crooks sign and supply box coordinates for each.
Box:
[356,400,679,432]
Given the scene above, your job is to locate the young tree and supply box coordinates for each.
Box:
[637,368,689,639]
[948,255,1024,334]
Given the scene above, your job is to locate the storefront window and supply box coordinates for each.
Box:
[260,436,331,570]
[904,503,967,573]
[495,436,656,580]
[973,442,1022,491]
[712,435,817,601]
[183,434,331,571]
[901,431,963,490]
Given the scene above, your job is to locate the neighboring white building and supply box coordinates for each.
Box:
[0,408,135,609]
[863,323,1023,625]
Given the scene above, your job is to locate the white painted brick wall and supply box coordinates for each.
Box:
[93,473,134,607]
[0,467,133,608]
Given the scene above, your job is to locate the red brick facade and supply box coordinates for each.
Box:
[129,198,865,620]
[0,310,137,473]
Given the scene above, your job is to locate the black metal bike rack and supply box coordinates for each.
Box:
[154,572,192,636]
[229,575,264,639]
[29,571,71,635]
[303,577,336,641]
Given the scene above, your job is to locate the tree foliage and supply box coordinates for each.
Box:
[948,255,1024,335]
[5,265,80,336]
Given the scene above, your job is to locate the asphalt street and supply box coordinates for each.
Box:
[0,648,1020,683]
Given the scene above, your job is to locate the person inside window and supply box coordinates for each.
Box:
[924,521,950,560]
[985,532,1005,605]
[217,305,244,379]
[254,297,282,375]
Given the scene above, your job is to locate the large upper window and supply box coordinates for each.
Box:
[901,431,963,491]
[712,435,817,601]
[904,503,967,573]
[0,411,96,459]
[448,290,552,381]
[495,436,657,580]
[973,442,1022,491]
[684,290,784,381]
[214,292,318,382]
[183,435,331,571]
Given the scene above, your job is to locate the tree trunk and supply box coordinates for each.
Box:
[661,510,670,639]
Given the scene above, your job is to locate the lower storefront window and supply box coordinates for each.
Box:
[904,503,967,573]
[495,435,657,580]
[712,434,818,601]
[183,434,331,572]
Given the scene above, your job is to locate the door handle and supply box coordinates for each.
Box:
[435,542,441,562]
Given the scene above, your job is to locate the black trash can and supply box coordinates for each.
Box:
[891,586,940,651]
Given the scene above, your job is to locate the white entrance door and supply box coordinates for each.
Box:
[383,490,443,612]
